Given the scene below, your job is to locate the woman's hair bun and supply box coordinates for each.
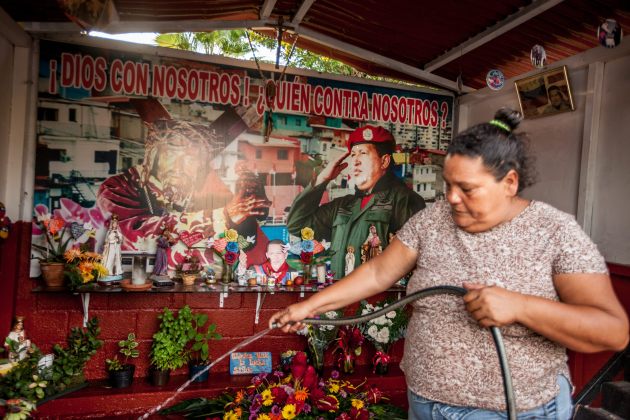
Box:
[494,107,522,131]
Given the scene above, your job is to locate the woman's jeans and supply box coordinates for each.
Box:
[408,375,573,420]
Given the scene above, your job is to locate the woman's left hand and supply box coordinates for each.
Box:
[462,282,525,328]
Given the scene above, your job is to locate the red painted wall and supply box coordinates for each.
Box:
[4,221,629,389]
[5,222,403,381]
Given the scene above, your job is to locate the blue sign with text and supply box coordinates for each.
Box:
[230,352,272,375]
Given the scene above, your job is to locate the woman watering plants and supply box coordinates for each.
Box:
[270,108,629,419]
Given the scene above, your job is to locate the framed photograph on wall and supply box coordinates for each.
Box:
[514,66,574,119]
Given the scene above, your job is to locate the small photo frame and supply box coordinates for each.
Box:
[514,66,574,119]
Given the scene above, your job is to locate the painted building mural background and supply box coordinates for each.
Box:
[32,39,454,276]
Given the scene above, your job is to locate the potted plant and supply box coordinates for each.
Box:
[149,306,193,386]
[32,213,73,287]
[105,333,139,388]
[184,312,221,382]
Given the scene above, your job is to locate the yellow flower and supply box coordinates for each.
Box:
[300,227,314,240]
[328,382,340,394]
[224,410,240,420]
[94,263,108,278]
[257,415,271,420]
[351,399,364,410]
[225,229,239,242]
[261,389,273,406]
[81,271,94,283]
[281,404,297,419]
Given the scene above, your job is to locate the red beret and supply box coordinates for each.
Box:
[347,125,395,151]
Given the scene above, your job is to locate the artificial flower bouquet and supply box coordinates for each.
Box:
[333,326,364,374]
[207,229,254,283]
[63,248,108,289]
[357,299,409,374]
[297,310,343,372]
[160,351,407,420]
[287,227,334,283]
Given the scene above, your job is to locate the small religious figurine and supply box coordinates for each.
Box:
[102,215,123,279]
[345,245,356,276]
[152,227,175,278]
[361,224,382,263]
[4,316,31,362]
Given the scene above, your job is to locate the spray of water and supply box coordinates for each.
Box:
[138,327,272,419]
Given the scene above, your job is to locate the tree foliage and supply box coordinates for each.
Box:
[154,30,359,77]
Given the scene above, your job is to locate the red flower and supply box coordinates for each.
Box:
[300,251,313,264]
[314,394,339,412]
[367,385,383,404]
[335,413,352,420]
[309,387,326,403]
[224,250,238,265]
[350,407,369,420]
[291,351,308,380]
[271,386,288,404]
[302,365,318,390]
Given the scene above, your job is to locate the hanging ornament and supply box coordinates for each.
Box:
[486,69,505,91]
[598,19,623,48]
[530,45,547,68]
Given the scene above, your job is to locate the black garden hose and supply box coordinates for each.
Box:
[299,285,517,420]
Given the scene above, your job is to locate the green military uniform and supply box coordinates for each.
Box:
[287,171,425,277]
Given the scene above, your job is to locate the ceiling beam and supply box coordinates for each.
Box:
[260,0,278,19]
[22,19,279,34]
[424,0,565,72]
[294,26,472,92]
[292,0,316,26]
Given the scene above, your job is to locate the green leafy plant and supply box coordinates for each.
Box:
[106,333,140,372]
[184,313,221,365]
[50,317,103,391]
[0,344,47,402]
[0,317,101,409]
[150,306,194,371]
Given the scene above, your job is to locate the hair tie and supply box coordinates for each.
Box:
[489,119,511,133]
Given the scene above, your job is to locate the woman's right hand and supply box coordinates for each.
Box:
[269,301,316,333]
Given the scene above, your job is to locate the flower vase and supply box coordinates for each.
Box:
[307,337,327,374]
[343,354,355,374]
[372,350,391,375]
[303,264,312,284]
[40,262,65,288]
[222,263,234,284]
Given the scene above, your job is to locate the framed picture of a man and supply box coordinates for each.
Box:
[514,66,575,119]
